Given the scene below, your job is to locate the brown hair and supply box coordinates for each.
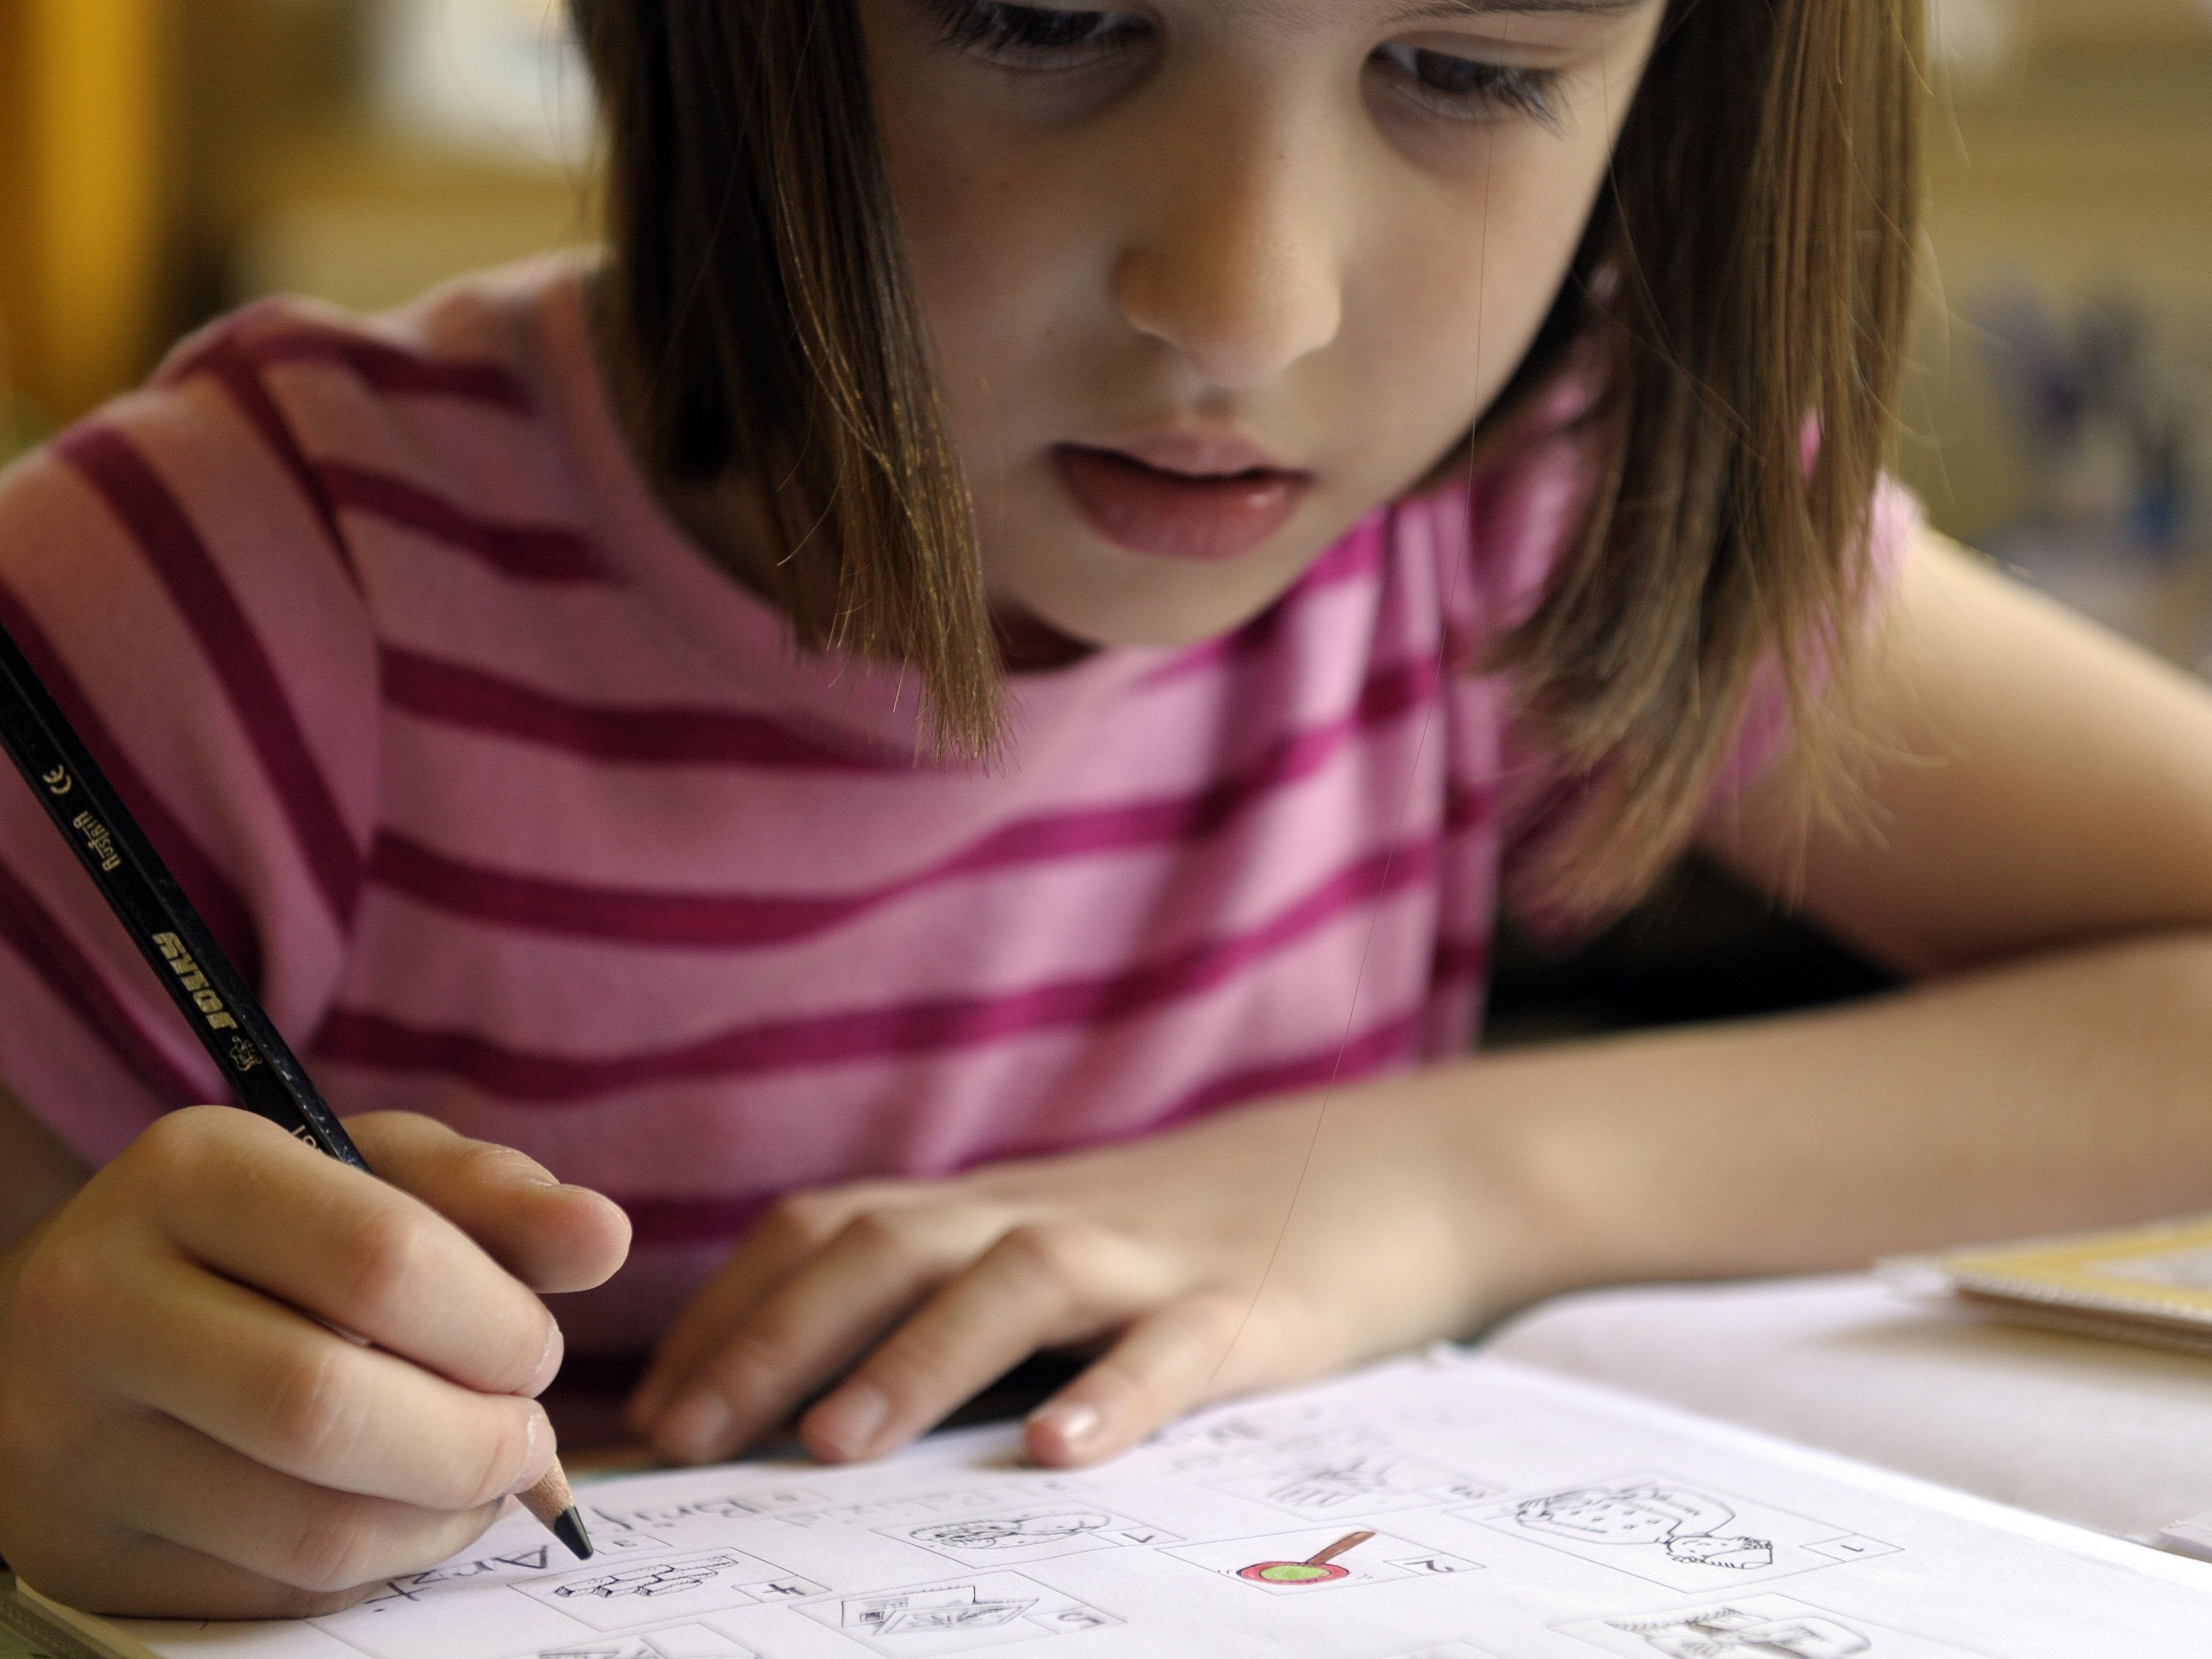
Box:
[570,0,1922,906]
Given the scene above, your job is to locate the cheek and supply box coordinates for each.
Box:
[1346,161,1594,454]
[877,120,1089,424]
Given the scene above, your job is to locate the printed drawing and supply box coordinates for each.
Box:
[520,1547,825,1632]
[1211,1452,1500,1520]
[1558,1594,1983,1659]
[796,1572,1120,1656]
[1166,1528,1482,1595]
[1463,1471,1901,1593]
[1237,1528,1375,1584]
[1519,1484,1775,1570]
[893,1503,1182,1565]
[537,1633,760,1659]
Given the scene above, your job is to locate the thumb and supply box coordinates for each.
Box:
[342,1111,631,1295]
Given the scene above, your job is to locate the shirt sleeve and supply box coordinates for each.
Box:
[0,316,381,1166]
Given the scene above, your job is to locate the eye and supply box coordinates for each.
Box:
[924,1,1151,68]
[1371,43,1564,126]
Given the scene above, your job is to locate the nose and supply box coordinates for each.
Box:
[1113,101,1346,392]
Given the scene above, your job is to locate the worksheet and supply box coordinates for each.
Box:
[62,1349,2212,1658]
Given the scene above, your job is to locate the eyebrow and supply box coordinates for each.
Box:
[1386,0,1653,17]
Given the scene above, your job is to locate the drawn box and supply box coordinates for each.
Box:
[1459,1469,1902,1593]
[1557,1592,1983,1658]
[884,1503,1180,1565]
[798,1572,1120,1656]
[522,1547,826,1632]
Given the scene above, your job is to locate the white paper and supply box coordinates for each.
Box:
[1487,1272,2212,1541]
[75,1349,2212,1659]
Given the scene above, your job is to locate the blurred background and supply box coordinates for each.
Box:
[0,0,2208,1029]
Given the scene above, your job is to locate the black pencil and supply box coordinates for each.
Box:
[0,617,591,1563]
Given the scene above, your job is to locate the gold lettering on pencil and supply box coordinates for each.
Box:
[226,1034,258,1070]
[150,930,236,1033]
[68,809,121,873]
[40,765,70,796]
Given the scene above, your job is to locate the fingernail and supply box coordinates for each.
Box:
[808,1385,888,1460]
[509,1408,556,1494]
[657,1391,732,1463]
[1029,1402,1101,1451]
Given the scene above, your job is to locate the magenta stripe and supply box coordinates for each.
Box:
[168,324,531,412]
[318,462,608,583]
[379,647,878,771]
[59,424,366,931]
[613,1004,1433,1248]
[314,839,1438,1101]
[1446,780,1497,833]
[0,855,205,1105]
[1431,936,1489,985]
[248,332,533,410]
[1154,1006,1426,1129]
[177,336,360,590]
[0,579,264,988]
[369,651,1444,945]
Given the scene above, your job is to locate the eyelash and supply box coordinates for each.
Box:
[922,1,1567,126]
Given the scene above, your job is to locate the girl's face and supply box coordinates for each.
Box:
[859,0,1666,655]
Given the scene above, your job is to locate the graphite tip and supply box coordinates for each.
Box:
[551,1504,595,1561]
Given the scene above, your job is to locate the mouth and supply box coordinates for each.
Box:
[1050,439,1314,564]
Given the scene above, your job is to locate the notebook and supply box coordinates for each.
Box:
[10,1344,2212,1659]
[1892,1213,2212,1357]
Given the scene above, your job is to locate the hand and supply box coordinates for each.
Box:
[626,1077,1503,1469]
[0,1108,630,1618]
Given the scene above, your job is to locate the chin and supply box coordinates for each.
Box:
[994,537,1330,656]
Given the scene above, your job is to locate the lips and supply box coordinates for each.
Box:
[1052,441,1313,564]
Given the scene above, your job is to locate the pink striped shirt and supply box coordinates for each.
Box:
[0,259,1917,1352]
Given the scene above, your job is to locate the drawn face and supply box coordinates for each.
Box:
[854,0,1667,655]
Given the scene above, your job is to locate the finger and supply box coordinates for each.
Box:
[144,1108,559,1395]
[628,1185,929,1429]
[799,1223,1164,1463]
[95,1409,509,1597]
[644,1207,995,1464]
[104,1252,556,1511]
[16,1528,378,1623]
[345,1112,631,1295]
[1023,1293,1249,1466]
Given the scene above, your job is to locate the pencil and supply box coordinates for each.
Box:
[0,618,592,1562]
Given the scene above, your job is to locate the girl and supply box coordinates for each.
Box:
[5,0,2212,1621]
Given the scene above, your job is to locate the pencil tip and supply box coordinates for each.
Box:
[552,1505,594,1561]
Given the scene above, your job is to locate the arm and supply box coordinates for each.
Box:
[1454,525,2212,1298]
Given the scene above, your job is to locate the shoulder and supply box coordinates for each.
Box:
[0,270,585,939]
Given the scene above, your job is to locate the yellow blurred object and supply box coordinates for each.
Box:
[0,0,168,427]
